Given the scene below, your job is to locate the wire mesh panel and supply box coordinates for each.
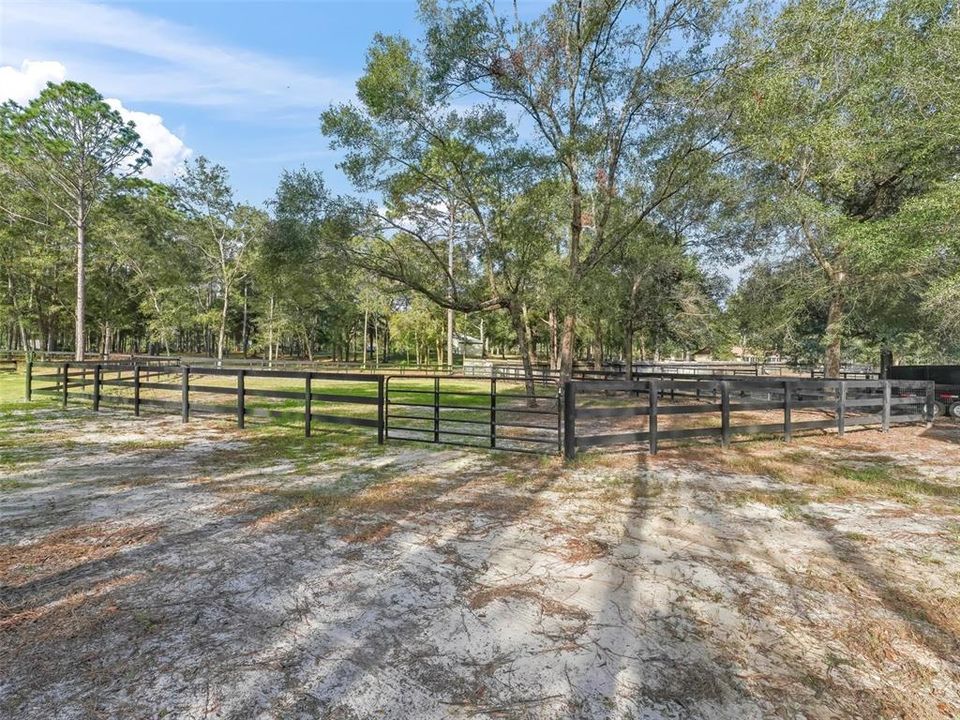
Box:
[385,375,560,454]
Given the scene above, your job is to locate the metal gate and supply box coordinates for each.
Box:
[385,375,561,454]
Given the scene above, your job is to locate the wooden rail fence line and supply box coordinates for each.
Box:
[563,377,935,460]
[23,363,936,459]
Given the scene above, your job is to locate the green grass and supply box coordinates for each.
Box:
[835,465,960,501]
[0,371,29,405]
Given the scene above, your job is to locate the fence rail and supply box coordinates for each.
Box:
[563,377,935,459]
[29,362,385,440]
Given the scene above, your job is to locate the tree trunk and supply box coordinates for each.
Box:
[267,295,275,367]
[217,291,228,365]
[548,309,559,371]
[623,324,634,380]
[241,283,249,357]
[510,305,538,405]
[559,312,576,382]
[559,164,583,383]
[74,220,85,361]
[362,309,369,368]
[824,285,844,378]
[303,329,314,362]
[447,200,456,370]
[521,304,537,368]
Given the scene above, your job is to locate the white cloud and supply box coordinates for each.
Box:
[0,59,192,180]
[0,59,66,104]
[0,2,355,115]
[105,99,192,180]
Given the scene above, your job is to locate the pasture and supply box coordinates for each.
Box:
[1,369,958,719]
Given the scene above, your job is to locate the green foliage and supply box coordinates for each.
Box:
[727,0,960,368]
[1,4,958,372]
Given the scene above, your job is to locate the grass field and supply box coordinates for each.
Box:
[1,367,959,718]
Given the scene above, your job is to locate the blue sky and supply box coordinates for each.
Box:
[0,1,430,204]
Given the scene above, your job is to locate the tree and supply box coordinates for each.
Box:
[322,33,557,392]
[176,157,262,362]
[253,167,363,363]
[729,0,960,375]
[99,180,194,355]
[0,81,150,359]
[419,0,736,380]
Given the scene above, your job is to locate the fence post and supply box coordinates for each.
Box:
[556,385,563,455]
[433,376,440,443]
[837,381,847,437]
[92,363,101,412]
[24,360,32,402]
[881,380,891,432]
[181,367,189,423]
[236,369,245,429]
[925,382,935,428]
[62,362,69,408]
[133,364,141,417]
[305,375,311,437]
[720,380,731,448]
[490,376,497,449]
[376,375,384,445]
[783,380,793,443]
[649,379,659,455]
[563,381,576,460]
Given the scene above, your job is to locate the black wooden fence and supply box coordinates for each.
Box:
[24,363,937,460]
[563,376,935,459]
[29,362,385,441]
[26,362,560,453]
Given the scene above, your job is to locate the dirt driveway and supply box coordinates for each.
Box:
[1,408,958,719]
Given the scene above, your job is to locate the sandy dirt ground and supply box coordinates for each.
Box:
[1,407,958,719]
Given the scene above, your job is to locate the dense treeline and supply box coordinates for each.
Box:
[1,0,958,378]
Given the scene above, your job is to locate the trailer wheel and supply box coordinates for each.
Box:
[949,401,960,419]
[927,400,945,418]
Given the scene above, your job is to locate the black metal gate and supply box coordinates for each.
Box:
[385,375,560,454]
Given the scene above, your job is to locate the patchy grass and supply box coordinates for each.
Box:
[727,487,809,519]
[835,465,960,501]
[704,444,959,506]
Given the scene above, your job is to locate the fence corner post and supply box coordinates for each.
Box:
[881,380,891,432]
[305,374,312,438]
[24,360,32,402]
[925,381,935,428]
[236,369,245,429]
[837,381,847,437]
[783,380,793,443]
[720,380,731,448]
[181,366,189,423]
[133,364,141,417]
[92,363,101,412]
[376,375,384,445]
[490,376,497,449]
[563,381,576,460]
[433,376,440,443]
[648,378,659,455]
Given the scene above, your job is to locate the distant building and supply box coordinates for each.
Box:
[454,333,484,358]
